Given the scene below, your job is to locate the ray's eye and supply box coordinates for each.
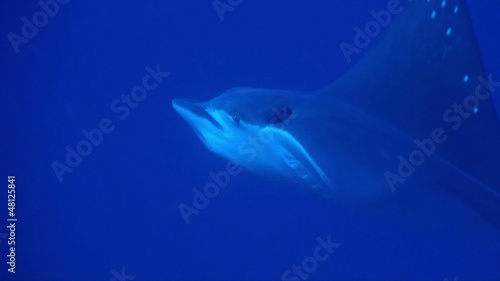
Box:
[232,114,241,124]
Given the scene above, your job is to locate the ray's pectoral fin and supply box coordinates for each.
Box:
[275,128,335,196]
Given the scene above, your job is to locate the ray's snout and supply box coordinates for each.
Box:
[171,98,223,131]
[172,98,204,117]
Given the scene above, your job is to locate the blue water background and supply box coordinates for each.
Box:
[1,0,499,280]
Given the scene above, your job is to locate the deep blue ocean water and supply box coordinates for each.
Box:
[1,0,499,280]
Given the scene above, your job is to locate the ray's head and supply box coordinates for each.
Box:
[171,87,297,160]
